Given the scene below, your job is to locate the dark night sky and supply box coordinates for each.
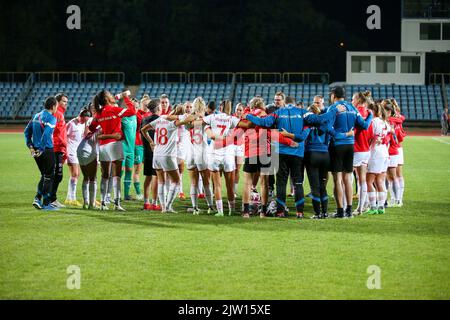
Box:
[312,0,401,51]
[0,0,434,83]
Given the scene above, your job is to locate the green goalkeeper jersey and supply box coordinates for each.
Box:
[121,115,137,152]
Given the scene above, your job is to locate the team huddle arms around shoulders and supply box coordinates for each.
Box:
[24,86,407,220]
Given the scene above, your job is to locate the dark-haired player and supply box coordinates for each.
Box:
[89,90,137,211]
[49,93,69,209]
[24,97,59,211]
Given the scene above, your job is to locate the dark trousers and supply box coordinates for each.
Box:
[268,174,275,191]
[305,152,330,215]
[35,149,56,206]
[50,152,64,202]
[276,154,305,213]
[441,120,449,136]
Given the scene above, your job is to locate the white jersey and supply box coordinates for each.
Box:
[67,118,86,155]
[77,119,100,166]
[150,117,178,157]
[203,113,240,155]
[190,122,209,155]
[177,114,189,146]
[369,118,390,160]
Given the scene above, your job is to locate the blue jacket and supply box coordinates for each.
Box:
[318,100,373,146]
[24,110,57,152]
[245,105,338,158]
[298,127,349,153]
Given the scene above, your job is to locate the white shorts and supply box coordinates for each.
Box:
[398,148,404,165]
[235,145,244,158]
[208,153,236,173]
[99,141,124,162]
[368,157,389,174]
[353,151,370,167]
[177,143,185,164]
[388,155,400,168]
[187,147,209,171]
[67,151,79,165]
[153,155,178,172]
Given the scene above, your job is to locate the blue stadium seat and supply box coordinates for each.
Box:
[17,81,124,119]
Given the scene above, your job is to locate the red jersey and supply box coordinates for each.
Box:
[136,110,152,146]
[160,107,172,116]
[53,105,67,154]
[387,131,400,156]
[389,115,406,147]
[215,109,296,158]
[354,105,373,153]
[89,96,137,146]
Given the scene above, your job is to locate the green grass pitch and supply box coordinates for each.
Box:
[0,134,449,300]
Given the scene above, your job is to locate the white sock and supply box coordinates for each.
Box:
[393,178,401,202]
[164,180,170,204]
[101,178,109,203]
[388,180,395,202]
[113,176,121,202]
[234,183,239,195]
[67,179,73,201]
[190,185,198,209]
[166,183,180,210]
[108,177,113,199]
[198,177,204,194]
[179,174,183,194]
[358,183,367,211]
[204,185,214,208]
[157,184,166,211]
[89,180,97,207]
[368,192,377,209]
[398,177,405,202]
[82,180,89,205]
[377,191,386,209]
[216,200,223,214]
[228,200,235,211]
[71,178,78,201]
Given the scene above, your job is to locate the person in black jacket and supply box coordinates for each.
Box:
[140,99,160,211]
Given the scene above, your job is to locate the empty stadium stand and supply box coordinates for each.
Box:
[234,83,330,107]
[0,82,25,118]
[343,85,443,121]
[21,81,124,119]
[136,82,233,106]
[0,72,447,122]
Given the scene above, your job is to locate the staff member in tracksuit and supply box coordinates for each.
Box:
[24,97,59,211]
[50,93,69,208]
[245,102,340,218]
[325,86,374,219]
[281,104,354,219]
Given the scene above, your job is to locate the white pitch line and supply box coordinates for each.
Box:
[432,138,450,145]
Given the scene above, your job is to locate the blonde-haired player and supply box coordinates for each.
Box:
[366,102,391,215]
[185,97,215,215]
[203,100,241,216]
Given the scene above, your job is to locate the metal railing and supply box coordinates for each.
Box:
[235,73,282,83]
[35,72,79,83]
[80,72,124,83]
[282,72,330,84]
[188,72,234,83]
[12,73,35,120]
[141,72,186,83]
[429,73,450,85]
[0,72,33,82]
